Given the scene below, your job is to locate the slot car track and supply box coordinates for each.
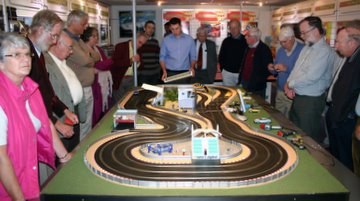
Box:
[85,86,298,188]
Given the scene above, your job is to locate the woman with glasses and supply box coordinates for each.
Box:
[0,33,56,200]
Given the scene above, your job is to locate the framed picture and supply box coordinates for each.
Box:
[119,10,156,38]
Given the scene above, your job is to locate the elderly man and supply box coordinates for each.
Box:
[45,32,86,153]
[111,32,148,102]
[268,26,304,118]
[326,21,360,171]
[65,10,95,140]
[137,20,161,86]
[160,17,196,84]
[285,16,335,142]
[192,27,217,84]
[238,27,272,99]
[27,10,76,185]
[28,10,77,141]
[219,20,247,86]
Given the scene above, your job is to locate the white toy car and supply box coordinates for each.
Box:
[253,118,272,124]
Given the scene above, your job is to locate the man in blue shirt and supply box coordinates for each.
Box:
[268,26,304,118]
[160,17,196,84]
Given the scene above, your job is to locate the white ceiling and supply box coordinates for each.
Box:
[98,0,305,6]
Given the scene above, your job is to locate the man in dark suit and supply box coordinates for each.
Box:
[192,27,217,84]
[326,21,360,171]
[111,32,148,102]
[238,27,272,99]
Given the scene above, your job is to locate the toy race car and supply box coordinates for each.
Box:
[254,118,272,124]
[147,143,173,155]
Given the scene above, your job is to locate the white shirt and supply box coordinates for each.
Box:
[0,101,41,145]
[196,40,207,70]
[49,52,83,105]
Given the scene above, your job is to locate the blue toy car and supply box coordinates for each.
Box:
[147,143,173,155]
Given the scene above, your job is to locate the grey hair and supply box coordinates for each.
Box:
[248,27,261,41]
[137,32,148,40]
[345,20,360,44]
[30,9,63,33]
[197,27,207,35]
[279,26,294,41]
[0,33,29,62]
[67,10,89,26]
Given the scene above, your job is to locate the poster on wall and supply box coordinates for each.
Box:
[162,10,193,35]
[101,24,109,42]
[195,10,225,38]
[119,11,156,38]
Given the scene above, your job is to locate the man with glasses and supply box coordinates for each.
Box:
[268,26,304,118]
[64,10,95,140]
[27,9,78,185]
[285,16,335,143]
[45,31,86,154]
[326,20,360,172]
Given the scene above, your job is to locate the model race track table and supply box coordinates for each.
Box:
[41,86,360,201]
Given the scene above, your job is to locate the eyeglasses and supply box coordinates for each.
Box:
[300,27,315,36]
[4,52,32,59]
[48,31,60,41]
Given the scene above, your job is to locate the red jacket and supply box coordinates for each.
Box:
[111,40,131,90]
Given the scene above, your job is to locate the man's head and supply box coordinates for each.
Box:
[279,26,296,51]
[136,32,148,50]
[49,31,73,60]
[335,20,360,57]
[196,27,207,43]
[299,16,324,46]
[164,21,171,35]
[144,20,155,38]
[169,17,182,37]
[229,20,241,38]
[245,27,261,46]
[67,10,89,36]
[29,10,63,51]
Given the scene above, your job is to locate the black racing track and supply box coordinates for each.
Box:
[92,87,290,183]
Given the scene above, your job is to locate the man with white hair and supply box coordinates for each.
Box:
[192,27,217,84]
[64,10,95,140]
[238,27,272,99]
[268,26,304,118]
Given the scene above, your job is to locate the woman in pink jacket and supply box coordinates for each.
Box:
[0,33,60,200]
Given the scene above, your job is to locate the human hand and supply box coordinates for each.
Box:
[161,71,167,81]
[274,63,287,72]
[55,121,74,138]
[268,63,275,71]
[59,152,73,163]
[355,122,360,141]
[132,54,140,62]
[64,109,78,124]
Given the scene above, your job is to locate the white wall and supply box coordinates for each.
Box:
[110,4,274,45]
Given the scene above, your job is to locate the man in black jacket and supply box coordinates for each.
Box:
[326,21,360,171]
[219,20,247,86]
[238,27,273,99]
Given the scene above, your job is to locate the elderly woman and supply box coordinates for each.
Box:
[81,27,113,126]
[0,33,68,200]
